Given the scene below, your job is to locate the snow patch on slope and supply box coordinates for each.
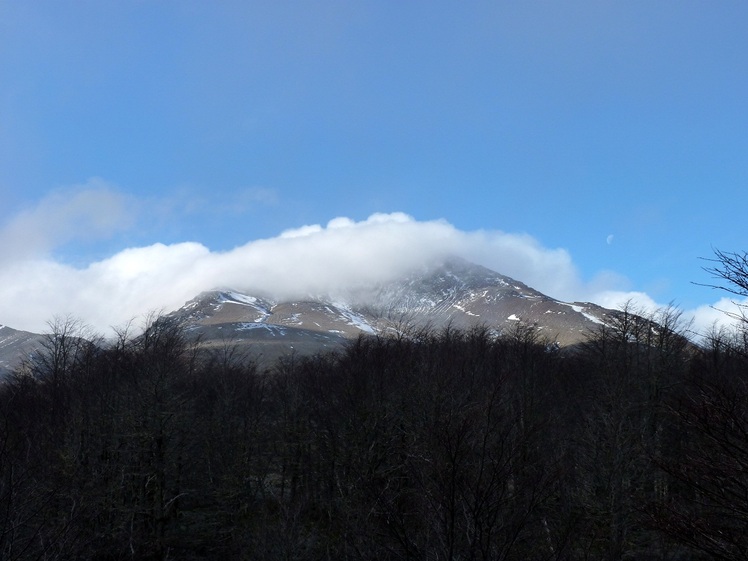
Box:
[218,291,264,307]
[561,302,606,325]
[331,301,376,335]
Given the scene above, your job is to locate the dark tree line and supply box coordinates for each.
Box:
[1,278,748,558]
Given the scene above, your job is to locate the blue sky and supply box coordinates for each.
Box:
[0,1,746,334]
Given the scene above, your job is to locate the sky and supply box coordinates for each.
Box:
[0,1,746,336]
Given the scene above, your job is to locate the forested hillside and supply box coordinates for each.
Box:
[0,307,747,560]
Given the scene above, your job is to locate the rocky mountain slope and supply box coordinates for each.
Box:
[165,258,615,365]
[0,258,619,374]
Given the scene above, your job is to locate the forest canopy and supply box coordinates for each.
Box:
[1,295,747,561]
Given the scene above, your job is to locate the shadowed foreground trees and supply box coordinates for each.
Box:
[0,309,747,560]
[644,248,748,559]
[649,327,748,560]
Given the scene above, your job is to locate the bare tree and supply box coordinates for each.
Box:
[701,249,748,297]
[699,249,748,323]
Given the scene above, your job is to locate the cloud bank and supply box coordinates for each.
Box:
[0,187,742,338]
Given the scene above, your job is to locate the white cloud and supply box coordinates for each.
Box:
[686,297,748,338]
[0,188,744,338]
[0,178,133,263]
[584,289,747,340]
[0,208,585,334]
[590,290,662,316]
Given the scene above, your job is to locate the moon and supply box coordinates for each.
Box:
[606,234,614,245]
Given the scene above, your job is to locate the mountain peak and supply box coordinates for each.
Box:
[161,258,614,362]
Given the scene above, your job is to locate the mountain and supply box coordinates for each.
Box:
[165,258,615,365]
[0,258,621,374]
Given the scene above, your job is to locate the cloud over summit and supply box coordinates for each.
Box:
[0,188,737,337]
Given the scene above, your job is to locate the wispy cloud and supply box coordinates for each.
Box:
[0,187,741,337]
[224,187,279,213]
[0,178,134,263]
[141,187,281,226]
